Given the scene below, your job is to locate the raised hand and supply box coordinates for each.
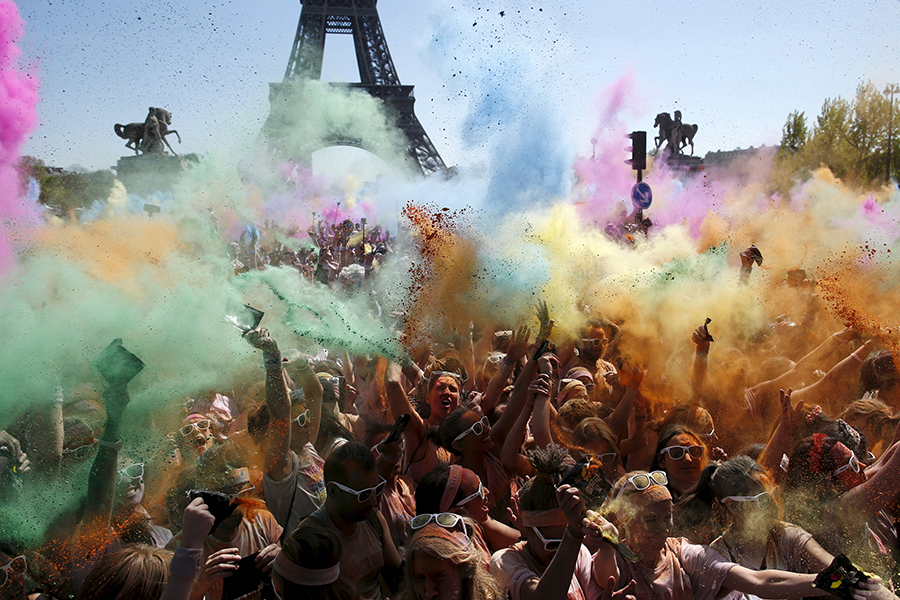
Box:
[556,484,587,535]
[535,300,554,341]
[779,388,804,433]
[180,496,216,549]
[243,327,279,354]
[526,373,552,406]
[505,325,532,365]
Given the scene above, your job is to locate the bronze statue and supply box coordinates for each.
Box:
[114,108,181,155]
[654,111,698,156]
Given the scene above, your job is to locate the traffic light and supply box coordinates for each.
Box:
[626,131,647,171]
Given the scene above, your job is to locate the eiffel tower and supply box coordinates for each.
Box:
[265,0,447,176]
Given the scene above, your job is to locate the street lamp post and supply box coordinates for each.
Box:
[885,84,899,184]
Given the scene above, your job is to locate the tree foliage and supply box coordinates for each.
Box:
[777,81,896,184]
[18,156,116,218]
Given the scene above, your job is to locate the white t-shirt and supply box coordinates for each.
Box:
[262,443,326,534]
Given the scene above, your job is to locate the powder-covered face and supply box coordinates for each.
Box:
[660,433,706,491]
[428,375,460,421]
[412,553,462,600]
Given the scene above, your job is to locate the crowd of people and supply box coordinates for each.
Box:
[1,214,900,600]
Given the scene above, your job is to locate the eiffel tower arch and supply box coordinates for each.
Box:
[264,0,447,176]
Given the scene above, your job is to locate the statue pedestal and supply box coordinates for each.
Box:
[113,154,184,195]
[666,154,703,171]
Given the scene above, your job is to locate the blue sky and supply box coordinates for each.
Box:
[16,0,900,172]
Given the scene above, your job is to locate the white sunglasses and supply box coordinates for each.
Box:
[453,416,490,443]
[455,481,487,507]
[721,491,771,509]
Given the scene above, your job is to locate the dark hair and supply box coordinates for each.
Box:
[317,411,354,453]
[415,464,462,514]
[651,425,704,472]
[323,441,375,484]
[518,444,573,511]
[279,527,357,600]
[437,408,477,456]
[571,418,619,453]
[860,351,898,395]
[737,443,766,461]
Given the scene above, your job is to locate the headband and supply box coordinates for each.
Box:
[440,465,464,512]
[273,551,340,586]
[520,508,568,528]
[411,523,471,550]
[557,380,587,404]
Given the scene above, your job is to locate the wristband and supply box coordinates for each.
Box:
[98,438,123,452]
[170,546,204,578]
[851,351,865,364]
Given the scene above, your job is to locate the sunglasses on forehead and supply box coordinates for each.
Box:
[410,513,470,541]
[616,470,668,498]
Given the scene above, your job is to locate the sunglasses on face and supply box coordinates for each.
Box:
[455,481,487,507]
[659,445,704,460]
[0,555,26,587]
[700,428,717,441]
[531,526,562,552]
[722,491,771,510]
[581,338,604,348]
[617,470,668,498]
[486,353,507,364]
[180,419,211,437]
[431,370,466,384]
[117,463,144,485]
[331,477,386,503]
[590,452,618,465]
[834,451,861,476]
[290,408,311,428]
[453,416,490,444]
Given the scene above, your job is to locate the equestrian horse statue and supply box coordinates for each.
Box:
[114,107,181,155]
[654,111,698,156]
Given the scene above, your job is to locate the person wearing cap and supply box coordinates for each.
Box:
[593,470,883,599]
[244,327,326,534]
[300,442,402,600]
[402,515,502,600]
[271,526,357,600]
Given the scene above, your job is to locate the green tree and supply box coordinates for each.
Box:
[778,110,808,156]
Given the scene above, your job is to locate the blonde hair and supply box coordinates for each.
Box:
[402,523,502,600]
[78,545,172,600]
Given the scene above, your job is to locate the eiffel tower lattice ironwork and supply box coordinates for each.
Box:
[266,0,447,176]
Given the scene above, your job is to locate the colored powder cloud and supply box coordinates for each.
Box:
[0,0,39,272]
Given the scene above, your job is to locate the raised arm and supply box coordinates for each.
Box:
[83,380,130,530]
[500,373,551,477]
[479,326,529,418]
[758,389,803,475]
[245,328,293,481]
[789,340,875,411]
[606,368,642,443]
[384,360,426,459]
